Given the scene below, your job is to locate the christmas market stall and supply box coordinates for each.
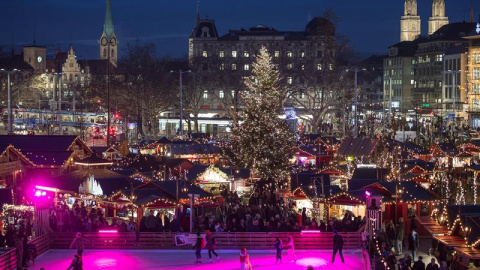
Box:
[325,190,366,221]
[430,142,460,167]
[290,184,341,223]
[187,164,250,195]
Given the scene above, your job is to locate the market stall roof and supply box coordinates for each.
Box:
[156,137,172,144]
[434,235,466,247]
[328,190,365,206]
[290,172,331,190]
[431,142,459,157]
[404,159,436,171]
[74,155,113,166]
[403,142,429,155]
[402,173,430,183]
[351,168,389,181]
[454,246,480,259]
[465,216,480,247]
[292,185,341,201]
[169,143,220,155]
[348,179,379,191]
[136,180,212,200]
[187,164,250,181]
[39,169,142,196]
[363,181,438,203]
[337,137,379,157]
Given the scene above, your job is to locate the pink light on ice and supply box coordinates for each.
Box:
[297,257,329,267]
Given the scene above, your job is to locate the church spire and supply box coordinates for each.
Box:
[103,0,114,39]
[401,0,421,41]
[195,1,200,28]
[429,0,449,35]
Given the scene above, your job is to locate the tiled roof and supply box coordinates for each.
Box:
[0,55,35,71]
[25,151,73,166]
[436,143,460,157]
[295,185,341,199]
[337,137,379,157]
[170,143,220,155]
[42,169,139,195]
[149,180,212,200]
[367,181,438,203]
[0,135,80,152]
[404,159,435,171]
[77,59,117,75]
[351,168,388,181]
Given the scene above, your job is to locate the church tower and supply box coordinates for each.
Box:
[99,0,117,66]
[400,0,421,41]
[429,0,449,35]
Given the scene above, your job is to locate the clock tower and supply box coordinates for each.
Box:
[99,0,117,66]
[22,45,46,72]
[428,0,449,35]
[400,0,421,42]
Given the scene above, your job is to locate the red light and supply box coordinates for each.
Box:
[97,99,101,103]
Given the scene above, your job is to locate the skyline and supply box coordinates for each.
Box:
[0,0,477,60]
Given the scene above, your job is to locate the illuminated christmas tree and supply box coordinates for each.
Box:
[221,46,296,184]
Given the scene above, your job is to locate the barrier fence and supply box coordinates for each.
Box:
[50,232,362,250]
[0,234,50,270]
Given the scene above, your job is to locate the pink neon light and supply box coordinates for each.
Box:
[301,230,321,234]
[99,230,118,233]
[34,190,42,197]
[365,191,371,196]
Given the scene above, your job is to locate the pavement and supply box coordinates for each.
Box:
[31,249,367,270]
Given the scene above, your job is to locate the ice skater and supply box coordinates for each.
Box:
[286,236,297,262]
[69,232,87,256]
[240,248,252,270]
[193,232,205,263]
[331,230,344,263]
[66,254,83,270]
[205,230,220,263]
[274,237,283,264]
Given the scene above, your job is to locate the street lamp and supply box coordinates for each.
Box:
[170,70,191,138]
[1,68,19,134]
[347,68,366,138]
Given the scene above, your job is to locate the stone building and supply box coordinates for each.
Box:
[173,11,341,136]
[400,0,421,42]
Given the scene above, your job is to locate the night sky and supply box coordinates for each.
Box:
[0,0,476,60]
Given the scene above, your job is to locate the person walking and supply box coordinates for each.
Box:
[205,230,220,263]
[274,237,283,264]
[412,256,426,270]
[286,236,297,262]
[426,258,439,270]
[331,230,345,263]
[386,220,396,249]
[396,217,405,255]
[69,232,87,256]
[408,229,420,260]
[66,254,83,270]
[240,248,252,270]
[193,232,204,263]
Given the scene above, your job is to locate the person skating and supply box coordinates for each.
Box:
[193,232,205,263]
[240,248,252,270]
[331,230,345,263]
[286,236,297,262]
[69,232,87,256]
[66,254,83,270]
[205,230,220,263]
[274,237,283,264]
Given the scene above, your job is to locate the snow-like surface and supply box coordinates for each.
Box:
[31,249,366,269]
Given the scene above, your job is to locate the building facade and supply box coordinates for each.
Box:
[428,0,449,35]
[400,0,421,42]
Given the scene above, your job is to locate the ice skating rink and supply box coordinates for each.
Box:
[30,249,366,270]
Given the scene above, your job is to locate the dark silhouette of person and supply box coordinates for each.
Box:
[331,230,344,263]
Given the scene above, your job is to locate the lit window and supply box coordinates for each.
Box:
[219,90,224,99]
[317,64,323,71]
[232,51,237,58]
[232,64,237,70]
[231,90,235,97]
[287,77,293,84]
[274,51,280,57]
[329,64,333,70]
[243,51,249,57]
[219,51,225,57]
[244,64,250,71]
[203,90,208,99]
[301,65,305,70]
[300,92,305,99]
[287,51,292,58]
[287,64,293,70]
[300,52,305,58]
[219,63,225,70]
[202,51,208,57]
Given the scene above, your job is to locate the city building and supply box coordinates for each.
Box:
[464,24,480,127]
[160,10,342,137]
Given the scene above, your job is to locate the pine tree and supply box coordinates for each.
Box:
[221,47,296,183]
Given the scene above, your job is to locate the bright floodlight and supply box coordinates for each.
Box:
[34,190,42,197]
[365,191,371,197]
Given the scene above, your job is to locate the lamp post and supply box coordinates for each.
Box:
[309,176,325,221]
[100,35,117,146]
[170,70,191,138]
[347,68,366,138]
[1,68,18,134]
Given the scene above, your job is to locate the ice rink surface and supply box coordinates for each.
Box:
[31,249,366,270]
